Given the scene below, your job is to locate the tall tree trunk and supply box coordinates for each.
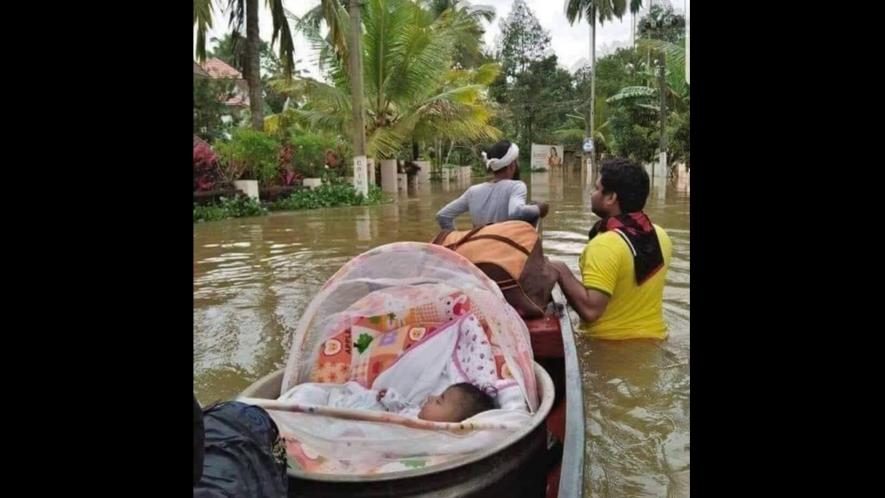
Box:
[437,138,443,170]
[646,0,653,88]
[658,55,667,163]
[685,0,690,85]
[348,0,367,158]
[589,8,597,176]
[631,10,636,48]
[527,113,533,152]
[246,0,264,130]
[444,140,455,166]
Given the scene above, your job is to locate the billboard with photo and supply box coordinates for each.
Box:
[530,144,563,170]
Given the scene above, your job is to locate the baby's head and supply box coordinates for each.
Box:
[418,383,495,422]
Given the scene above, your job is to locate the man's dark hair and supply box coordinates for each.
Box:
[486,140,512,160]
[449,382,496,420]
[599,158,650,212]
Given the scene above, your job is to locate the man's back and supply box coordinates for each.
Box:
[436,180,539,229]
[578,225,672,340]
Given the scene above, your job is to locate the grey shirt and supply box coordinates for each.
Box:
[435,179,540,229]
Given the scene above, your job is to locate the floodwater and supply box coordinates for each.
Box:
[194,166,689,497]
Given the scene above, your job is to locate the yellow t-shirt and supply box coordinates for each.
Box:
[577,224,672,340]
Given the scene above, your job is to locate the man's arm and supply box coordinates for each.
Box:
[507,182,545,222]
[436,192,470,229]
[550,260,610,323]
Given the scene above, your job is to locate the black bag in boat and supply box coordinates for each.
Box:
[194,401,288,498]
[194,396,204,486]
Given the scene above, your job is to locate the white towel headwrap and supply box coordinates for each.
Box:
[481,143,519,171]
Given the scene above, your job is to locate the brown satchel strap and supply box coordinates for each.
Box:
[454,234,532,256]
[441,224,490,251]
[431,230,453,245]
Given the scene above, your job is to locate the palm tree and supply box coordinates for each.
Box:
[281,0,500,160]
[346,0,368,192]
[419,1,497,164]
[423,1,495,69]
[293,1,367,181]
[410,63,503,168]
[228,0,297,130]
[193,0,297,131]
[194,0,214,63]
[565,0,642,173]
[424,0,494,20]
[299,0,351,63]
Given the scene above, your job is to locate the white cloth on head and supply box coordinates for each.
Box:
[482,143,519,171]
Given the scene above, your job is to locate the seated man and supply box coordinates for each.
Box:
[550,158,672,340]
[436,140,549,229]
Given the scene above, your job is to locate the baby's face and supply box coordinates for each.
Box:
[417,387,463,422]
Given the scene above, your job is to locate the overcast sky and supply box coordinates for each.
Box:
[194,0,683,79]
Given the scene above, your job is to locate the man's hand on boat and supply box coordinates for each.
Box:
[547,260,568,278]
[547,259,610,323]
[528,202,550,218]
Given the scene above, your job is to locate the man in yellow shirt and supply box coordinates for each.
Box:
[549,158,671,340]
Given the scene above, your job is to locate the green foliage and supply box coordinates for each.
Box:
[194,0,214,63]
[608,107,659,164]
[216,0,296,80]
[193,78,236,142]
[423,1,497,69]
[215,128,280,185]
[193,195,269,223]
[508,55,577,153]
[286,0,501,160]
[290,132,337,178]
[667,104,690,169]
[267,183,387,211]
[600,14,690,170]
[565,0,642,26]
[637,3,685,43]
[194,184,389,224]
[498,0,551,78]
[210,33,289,114]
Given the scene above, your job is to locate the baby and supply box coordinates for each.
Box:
[279,381,495,422]
[415,382,495,422]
